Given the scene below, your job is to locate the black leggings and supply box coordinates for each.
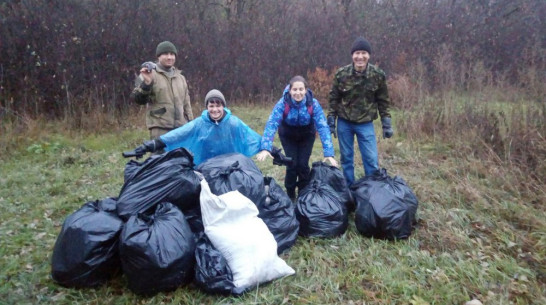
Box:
[278,122,316,196]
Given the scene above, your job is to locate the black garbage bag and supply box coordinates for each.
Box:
[123,154,161,183]
[196,153,264,204]
[309,161,355,212]
[117,148,201,221]
[350,168,419,240]
[194,233,245,296]
[296,180,348,238]
[124,159,140,183]
[51,197,122,288]
[120,202,196,296]
[183,204,204,234]
[256,177,299,254]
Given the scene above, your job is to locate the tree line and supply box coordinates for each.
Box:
[0,0,544,118]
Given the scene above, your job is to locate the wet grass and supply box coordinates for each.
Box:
[0,104,544,305]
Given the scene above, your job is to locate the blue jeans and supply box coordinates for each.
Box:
[337,118,379,185]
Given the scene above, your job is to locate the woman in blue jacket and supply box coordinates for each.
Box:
[130,89,262,165]
[257,76,338,200]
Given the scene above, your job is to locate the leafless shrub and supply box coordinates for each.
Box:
[1,0,544,120]
[306,67,337,106]
[388,74,420,110]
[398,47,545,187]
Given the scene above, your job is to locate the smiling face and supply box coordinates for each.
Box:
[157,52,176,68]
[289,81,306,102]
[352,50,370,72]
[207,100,224,121]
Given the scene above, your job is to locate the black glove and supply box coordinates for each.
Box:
[133,141,151,156]
[125,139,165,158]
[270,146,294,167]
[327,115,337,138]
[381,117,394,138]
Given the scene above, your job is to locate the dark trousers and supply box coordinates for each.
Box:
[279,122,316,198]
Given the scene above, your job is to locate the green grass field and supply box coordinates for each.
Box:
[0,105,544,305]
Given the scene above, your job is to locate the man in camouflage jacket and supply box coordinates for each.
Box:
[131,41,194,140]
[327,37,393,185]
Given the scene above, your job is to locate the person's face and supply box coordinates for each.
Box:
[289,81,306,102]
[207,100,224,121]
[157,52,176,68]
[352,50,370,72]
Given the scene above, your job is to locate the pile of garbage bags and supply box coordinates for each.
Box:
[51,149,299,296]
[294,163,418,240]
[51,150,419,296]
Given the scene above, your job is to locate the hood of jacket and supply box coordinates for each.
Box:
[282,85,314,109]
[201,107,232,124]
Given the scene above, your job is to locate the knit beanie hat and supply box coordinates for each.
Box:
[351,37,372,54]
[156,41,178,57]
[204,89,226,107]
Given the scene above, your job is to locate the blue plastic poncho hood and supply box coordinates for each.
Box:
[160,108,262,165]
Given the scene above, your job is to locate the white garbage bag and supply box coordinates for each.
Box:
[199,179,295,290]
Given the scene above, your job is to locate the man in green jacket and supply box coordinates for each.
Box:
[131,41,194,140]
[327,37,394,186]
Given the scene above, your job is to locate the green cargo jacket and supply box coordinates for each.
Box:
[328,63,391,123]
[131,65,193,130]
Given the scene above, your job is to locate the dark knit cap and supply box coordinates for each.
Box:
[205,89,226,107]
[351,37,372,54]
[156,41,178,57]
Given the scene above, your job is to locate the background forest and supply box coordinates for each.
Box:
[1,0,544,118]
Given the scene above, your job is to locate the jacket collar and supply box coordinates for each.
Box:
[282,85,314,108]
[201,107,232,124]
[155,64,178,76]
[350,63,369,77]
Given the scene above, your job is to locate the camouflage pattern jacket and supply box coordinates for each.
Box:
[328,63,391,123]
[131,65,194,130]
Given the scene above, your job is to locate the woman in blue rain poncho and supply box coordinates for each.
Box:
[130,89,262,165]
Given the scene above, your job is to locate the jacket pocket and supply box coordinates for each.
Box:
[150,107,167,117]
[340,83,354,96]
[365,82,379,92]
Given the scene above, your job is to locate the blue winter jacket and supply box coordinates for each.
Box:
[160,108,262,165]
[260,86,334,157]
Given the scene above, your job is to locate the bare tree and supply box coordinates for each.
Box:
[0,0,543,118]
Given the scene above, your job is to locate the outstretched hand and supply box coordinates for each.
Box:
[323,157,338,167]
[256,150,273,162]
